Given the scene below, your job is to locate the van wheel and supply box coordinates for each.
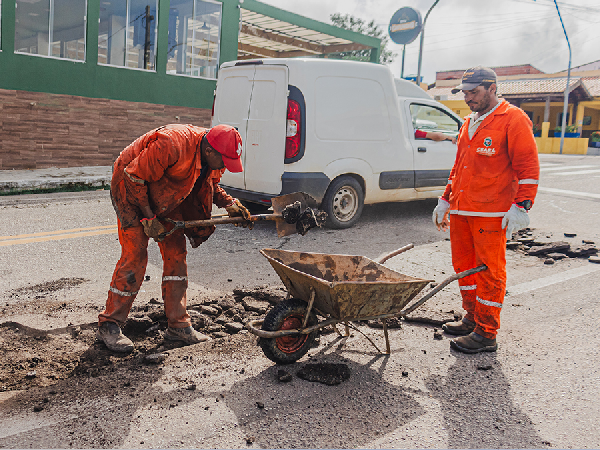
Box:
[240,200,271,214]
[321,176,364,229]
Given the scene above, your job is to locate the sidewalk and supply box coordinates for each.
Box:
[0,166,112,193]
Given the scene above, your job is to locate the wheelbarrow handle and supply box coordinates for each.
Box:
[400,264,487,317]
[377,244,414,264]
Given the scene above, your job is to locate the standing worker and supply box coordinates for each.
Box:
[432,67,539,353]
[97,124,252,353]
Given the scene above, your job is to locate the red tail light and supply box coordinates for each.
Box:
[285,99,301,159]
[210,92,216,126]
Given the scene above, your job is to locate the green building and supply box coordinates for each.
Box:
[0,0,380,169]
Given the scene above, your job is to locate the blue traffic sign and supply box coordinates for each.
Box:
[388,7,422,45]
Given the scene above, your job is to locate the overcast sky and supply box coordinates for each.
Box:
[261,0,600,84]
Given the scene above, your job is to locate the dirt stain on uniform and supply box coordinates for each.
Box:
[126,271,137,286]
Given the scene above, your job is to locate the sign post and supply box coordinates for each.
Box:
[416,0,441,86]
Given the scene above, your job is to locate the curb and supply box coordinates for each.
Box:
[0,166,112,193]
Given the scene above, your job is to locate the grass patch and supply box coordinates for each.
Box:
[0,183,110,196]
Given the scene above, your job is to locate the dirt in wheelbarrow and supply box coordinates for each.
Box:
[0,285,288,393]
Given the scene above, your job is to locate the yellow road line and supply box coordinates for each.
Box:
[0,225,116,241]
[0,227,118,246]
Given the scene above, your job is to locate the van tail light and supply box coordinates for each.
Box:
[285,99,301,159]
[210,91,216,127]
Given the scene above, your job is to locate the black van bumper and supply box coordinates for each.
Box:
[220,172,330,205]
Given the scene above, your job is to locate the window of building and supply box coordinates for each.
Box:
[98,0,158,70]
[15,0,87,61]
[166,0,221,79]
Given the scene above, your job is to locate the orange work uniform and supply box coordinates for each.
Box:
[441,100,539,338]
[99,124,234,329]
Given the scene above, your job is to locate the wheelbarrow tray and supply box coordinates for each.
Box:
[260,248,433,321]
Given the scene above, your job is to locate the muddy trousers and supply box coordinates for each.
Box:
[98,217,191,329]
[450,214,507,339]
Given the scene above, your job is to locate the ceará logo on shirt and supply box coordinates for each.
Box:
[476,137,495,156]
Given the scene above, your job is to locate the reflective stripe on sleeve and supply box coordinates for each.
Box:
[109,286,139,296]
[447,180,452,185]
[518,179,539,185]
[460,285,476,291]
[124,169,145,185]
[162,276,188,281]
[449,210,505,217]
[477,296,503,308]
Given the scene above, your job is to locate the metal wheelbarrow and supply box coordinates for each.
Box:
[247,244,486,364]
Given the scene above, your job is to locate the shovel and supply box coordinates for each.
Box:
[157,192,327,240]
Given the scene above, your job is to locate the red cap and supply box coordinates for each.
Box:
[206,124,243,173]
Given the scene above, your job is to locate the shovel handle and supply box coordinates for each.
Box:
[158,214,283,240]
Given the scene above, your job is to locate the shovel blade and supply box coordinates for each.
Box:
[271,192,318,237]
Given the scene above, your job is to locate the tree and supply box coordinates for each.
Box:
[329,13,396,64]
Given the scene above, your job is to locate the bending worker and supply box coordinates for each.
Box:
[97,124,251,353]
[432,66,539,354]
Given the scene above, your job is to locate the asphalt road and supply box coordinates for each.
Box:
[0,153,599,448]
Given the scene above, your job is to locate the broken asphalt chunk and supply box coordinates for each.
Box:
[527,242,570,257]
[277,369,292,382]
[224,322,244,334]
[565,245,598,258]
[143,353,168,364]
[297,363,351,386]
[547,253,567,260]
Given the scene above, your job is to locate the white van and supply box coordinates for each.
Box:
[212,58,463,228]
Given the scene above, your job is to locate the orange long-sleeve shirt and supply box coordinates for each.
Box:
[442,100,539,216]
[110,124,233,241]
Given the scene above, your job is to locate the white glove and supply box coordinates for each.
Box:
[502,204,530,239]
[432,198,450,228]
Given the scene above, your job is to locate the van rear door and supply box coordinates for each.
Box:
[215,63,288,195]
[212,65,255,191]
[244,65,288,194]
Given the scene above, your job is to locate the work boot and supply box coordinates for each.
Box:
[164,326,210,345]
[442,318,476,336]
[450,332,497,354]
[96,322,134,353]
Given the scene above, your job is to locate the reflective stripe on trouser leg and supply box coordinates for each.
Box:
[468,216,507,339]
[99,219,149,326]
[450,215,477,324]
[158,223,191,329]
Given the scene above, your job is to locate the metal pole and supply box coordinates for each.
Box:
[401,44,406,78]
[143,5,154,70]
[416,0,440,86]
[554,0,571,154]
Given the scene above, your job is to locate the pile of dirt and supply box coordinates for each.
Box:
[0,285,288,393]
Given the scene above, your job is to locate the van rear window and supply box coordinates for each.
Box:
[315,77,391,142]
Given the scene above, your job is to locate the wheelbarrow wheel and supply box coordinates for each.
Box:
[260,298,318,365]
